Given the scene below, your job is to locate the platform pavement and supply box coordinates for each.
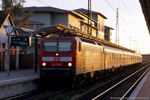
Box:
[128,68,150,100]
[0,69,40,86]
[0,69,40,99]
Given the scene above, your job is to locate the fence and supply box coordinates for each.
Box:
[19,54,39,69]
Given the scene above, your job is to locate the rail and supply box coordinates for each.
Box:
[120,66,150,100]
[92,64,150,100]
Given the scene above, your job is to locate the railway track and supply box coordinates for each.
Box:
[5,62,149,100]
[92,64,150,100]
[71,62,150,100]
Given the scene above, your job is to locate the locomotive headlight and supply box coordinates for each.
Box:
[42,62,46,66]
[68,62,72,67]
[56,53,59,56]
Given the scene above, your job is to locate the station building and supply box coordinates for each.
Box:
[25,6,112,41]
[0,13,19,71]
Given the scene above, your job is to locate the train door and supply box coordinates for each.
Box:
[127,55,129,65]
[120,54,124,66]
[112,53,114,68]
[76,42,84,74]
[101,48,104,70]
[120,54,121,67]
[124,54,125,66]
[104,51,106,70]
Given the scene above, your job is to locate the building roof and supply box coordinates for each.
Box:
[105,26,114,30]
[0,13,15,31]
[25,6,85,20]
[139,0,150,33]
[0,13,8,25]
[29,20,45,25]
[25,7,107,19]
[73,8,107,19]
[0,13,17,35]
[25,6,69,13]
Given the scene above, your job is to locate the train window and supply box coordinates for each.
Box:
[43,41,72,52]
[43,42,57,52]
[58,42,72,52]
[79,42,81,51]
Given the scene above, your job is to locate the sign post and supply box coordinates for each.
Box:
[5,26,13,77]
[34,36,38,73]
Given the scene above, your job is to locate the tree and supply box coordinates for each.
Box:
[2,0,13,11]
[2,0,32,27]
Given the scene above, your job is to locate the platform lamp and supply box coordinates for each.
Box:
[5,26,13,77]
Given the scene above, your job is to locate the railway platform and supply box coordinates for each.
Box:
[0,69,40,99]
[128,68,150,100]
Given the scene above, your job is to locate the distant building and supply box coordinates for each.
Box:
[25,6,110,40]
[142,54,150,61]
[25,6,69,29]
[74,8,107,39]
[105,26,113,42]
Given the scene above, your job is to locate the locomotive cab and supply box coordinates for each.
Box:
[39,37,78,81]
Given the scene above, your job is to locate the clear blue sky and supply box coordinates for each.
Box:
[1,0,149,54]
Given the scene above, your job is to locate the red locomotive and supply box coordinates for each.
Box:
[39,36,142,82]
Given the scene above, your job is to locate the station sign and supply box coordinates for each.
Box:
[11,37,31,46]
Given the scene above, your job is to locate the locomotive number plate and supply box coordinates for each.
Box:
[54,57,60,61]
[52,63,62,66]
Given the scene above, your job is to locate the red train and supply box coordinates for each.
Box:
[39,37,142,82]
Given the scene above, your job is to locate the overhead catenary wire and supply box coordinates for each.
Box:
[104,0,128,25]
[121,0,132,16]
[121,0,135,23]
[78,0,87,8]
[120,0,139,42]
[36,0,51,6]
[104,0,116,12]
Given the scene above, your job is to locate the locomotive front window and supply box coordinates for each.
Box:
[58,42,72,52]
[43,41,72,52]
[43,42,57,52]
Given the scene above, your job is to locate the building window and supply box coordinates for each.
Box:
[94,23,97,27]
[99,23,101,31]
[0,42,1,49]
[29,25,34,29]
[89,28,92,35]
[83,26,87,34]
[36,24,44,30]
[2,43,5,48]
